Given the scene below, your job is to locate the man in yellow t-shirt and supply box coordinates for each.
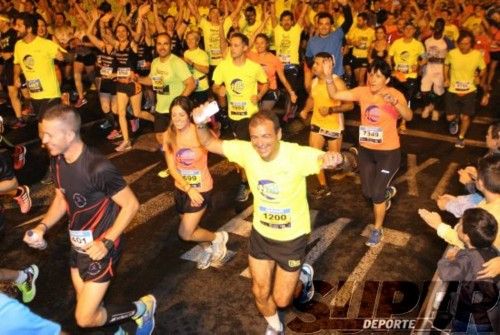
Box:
[13,13,66,116]
[270,2,308,120]
[347,12,375,86]
[389,22,424,132]
[144,34,195,151]
[184,31,210,106]
[444,30,486,148]
[194,109,345,334]
[212,33,268,202]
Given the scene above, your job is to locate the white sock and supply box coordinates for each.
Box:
[212,232,223,244]
[265,313,282,331]
[14,270,27,284]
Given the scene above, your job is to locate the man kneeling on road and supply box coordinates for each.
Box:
[194,107,346,334]
[24,104,156,335]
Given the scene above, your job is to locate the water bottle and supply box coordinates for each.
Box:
[193,101,219,124]
[27,230,47,250]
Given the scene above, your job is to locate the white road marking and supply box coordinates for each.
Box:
[344,119,487,148]
[330,226,411,308]
[431,162,459,200]
[394,157,439,187]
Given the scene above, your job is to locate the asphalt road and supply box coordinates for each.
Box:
[0,84,498,334]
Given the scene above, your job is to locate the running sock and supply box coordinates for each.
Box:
[265,313,283,331]
[14,270,27,284]
[212,232,224,244]
[105,303,138,324]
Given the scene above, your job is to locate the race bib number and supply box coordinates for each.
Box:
[279,54,291,64]
[358,41,367,49]
[152,75,169,95]
[69,229,93,253]
[100,66,113,77]
[455,81,470,92]
[397,63,409,73]
[318,127,341,139]
[210,49,222,60]
[359,125,383,144]
[117,67,131,78]
[180,169,201,188]
[27,79,43,93]
[229,101,247,116]
[259,206,291,229]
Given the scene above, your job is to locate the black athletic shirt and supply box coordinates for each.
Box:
[113,42,138,73]
[51,146,127,250]
[0,28,17,54]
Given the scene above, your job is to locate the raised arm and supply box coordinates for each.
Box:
[192,104,225,156]
[152,1,166,33]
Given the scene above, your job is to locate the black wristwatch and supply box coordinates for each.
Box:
[102,238,114,252]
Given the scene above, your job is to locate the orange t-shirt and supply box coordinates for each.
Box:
[247,51,284,90]
[173,144,213,193]
[351,86,407,151]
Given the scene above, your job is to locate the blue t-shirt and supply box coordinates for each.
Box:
[306,30,345,76]
[0,293,61,335]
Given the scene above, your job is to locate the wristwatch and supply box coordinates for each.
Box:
[102,238,114,252]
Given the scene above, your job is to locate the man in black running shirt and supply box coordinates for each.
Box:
[24,105,157,335]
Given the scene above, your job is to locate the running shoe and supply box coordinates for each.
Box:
[15,264,39,303]
[130,118,140,133]
[421,105,432,119]
[297,263,315,304]
[13,145,27,170]
[10,118,26,129]
[14,185,31,214]
[431,110,440,121]
[100,119,113,130]
[310,185,331,200]
[157,169,169,178]
[211,231,228,264]
[107,129,123,140]
[235,184,251,202]
[449,120,459,135]
[74,97,88,108]
[366,228,383,247]
[265,325,285,335]
[455,137,465,149]
[115,140,132,152]
[134,294,157,335]
[197,248,213,270]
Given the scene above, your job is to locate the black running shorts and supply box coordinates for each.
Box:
[174,188,212,214]
[70,244,121,283]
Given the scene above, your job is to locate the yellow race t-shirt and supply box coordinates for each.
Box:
[199,17,233,66]
[274,24,302,65]
[347,26,375,58]
[149,55,192,114]
[311,76,343,134]
[212,58,268,120]
[223,140,323,241]
[463,16,482,31]
[184,48,210,92]
[13,36,63,100]
[443,24,459,42]
[445,48,486,94]
[389,38,425,79]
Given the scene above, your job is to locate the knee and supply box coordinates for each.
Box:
[252,283,270,303]
[273,293,292,309]
[75,310,96,328]
[178,227,194,242]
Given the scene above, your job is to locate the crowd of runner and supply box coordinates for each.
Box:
[0,0,499,334]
